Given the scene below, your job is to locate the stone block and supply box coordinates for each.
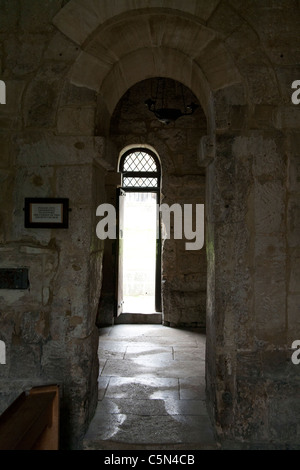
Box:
[19,0,62,33]
[0,80,25,116]
[15,134,108,167]
[20,310,50,344]
[261,350,294,380]
[241,64,280,105]
[235,378,269,441]
[224,20,259,64]
[267,380,300,446]
[55,164,93,204]
[53,1,102,45]
[24,80,59,128]
[249,105,278,129]
[287,195,300,247]
[236,351,263,379]
[44,32,81,63]
[4,35,45,76]
[10,342,42,378]
[254,233,286,268]
[70,52,110,91]
[195,38,240,91]
[288,155,300,193]
[287,294,300,337]
[207,2,243,37]
[275,106,300,129]
[254,276,286,342]
[60,82,97,106]
[41,340,68,379]
[254,180,285,234]
[57,107,95,136]
[0,0,19,32]
[288,248,300,294]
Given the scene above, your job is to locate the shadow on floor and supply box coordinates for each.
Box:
[83,324,218,450]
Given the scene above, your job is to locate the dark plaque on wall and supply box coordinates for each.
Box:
[0,268,29,289]
[24,198,69,229]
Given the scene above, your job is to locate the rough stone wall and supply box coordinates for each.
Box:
[108,78,208,328]
[0,2,112,448]
[0,135,108,448]
[205,87,300,448]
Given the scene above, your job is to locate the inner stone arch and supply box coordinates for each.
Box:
[98,77,208,328]
[93,46,216,137]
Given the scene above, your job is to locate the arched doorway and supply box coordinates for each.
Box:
[117,147,162,317]
[109,78,207,329]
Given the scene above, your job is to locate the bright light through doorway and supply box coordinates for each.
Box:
[123,192,157,313]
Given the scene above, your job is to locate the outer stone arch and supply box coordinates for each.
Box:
[53,1,244,140]
[53,0,221,46]
[51,0,260,447]
[94,47,216,137]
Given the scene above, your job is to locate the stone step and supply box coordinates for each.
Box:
[114,312,162,324]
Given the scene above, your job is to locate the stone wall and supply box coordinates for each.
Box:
[0,133,109,447]
[0,2,112,448]
[205,96,300,448]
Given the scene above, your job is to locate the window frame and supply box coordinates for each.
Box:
[119,148,161,192]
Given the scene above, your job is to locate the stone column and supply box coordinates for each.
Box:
[0,134,110,448]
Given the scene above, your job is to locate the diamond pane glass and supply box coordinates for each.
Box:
[123,177,158,188]
[123,151,158,172]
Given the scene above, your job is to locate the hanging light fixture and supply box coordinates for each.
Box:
[145,78,199,124]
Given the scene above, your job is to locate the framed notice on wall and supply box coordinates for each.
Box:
[24,198,69,228]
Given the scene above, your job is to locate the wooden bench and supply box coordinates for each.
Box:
[0,384,59,450]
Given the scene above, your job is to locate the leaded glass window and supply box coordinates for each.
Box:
[120,149,160,190]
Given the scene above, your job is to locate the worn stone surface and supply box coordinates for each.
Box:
[83,324,216,450]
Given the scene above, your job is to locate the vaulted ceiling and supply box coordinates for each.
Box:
[53,0,299,130]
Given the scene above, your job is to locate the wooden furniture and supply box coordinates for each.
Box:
[0,384,59,450]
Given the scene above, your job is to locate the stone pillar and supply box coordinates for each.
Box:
[206,127,299,447]
[0,134,109,448]
[161,174,206,327]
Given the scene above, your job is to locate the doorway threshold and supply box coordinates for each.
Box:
[114,312,162,325]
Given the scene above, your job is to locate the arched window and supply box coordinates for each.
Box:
[117,147,162,316]
[119,148,160,190]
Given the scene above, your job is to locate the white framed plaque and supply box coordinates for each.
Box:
[24,198,69,228]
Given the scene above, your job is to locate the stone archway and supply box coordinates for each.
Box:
[106,77,208,328]
[51,1,243,445]
[50,0,298,449]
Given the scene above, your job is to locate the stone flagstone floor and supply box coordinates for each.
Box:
[83,324,218,450]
